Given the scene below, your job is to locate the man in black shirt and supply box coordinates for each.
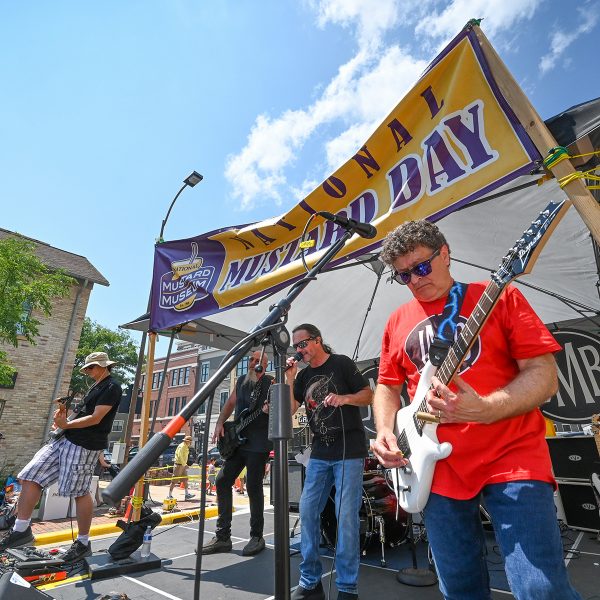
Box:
[201,350,273,557]
[0,352,122,562]
[287,324,372,600]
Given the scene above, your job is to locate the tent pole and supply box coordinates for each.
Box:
[131,331,156,521]
[473,24,600,244]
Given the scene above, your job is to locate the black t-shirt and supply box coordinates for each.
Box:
[65,376,122,451]
[234,373,273,454]
[294,354,368,460]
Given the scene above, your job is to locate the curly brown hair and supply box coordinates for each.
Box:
[380,220,449,266]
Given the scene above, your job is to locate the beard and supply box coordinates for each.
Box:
[246,368,259,384]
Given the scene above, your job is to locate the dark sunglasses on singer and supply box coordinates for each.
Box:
[393,248,441,285]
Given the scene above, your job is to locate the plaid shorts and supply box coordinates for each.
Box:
[18,437,101,497]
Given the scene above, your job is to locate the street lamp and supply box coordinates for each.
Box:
[124,171,203,474]
[158,171,204,242]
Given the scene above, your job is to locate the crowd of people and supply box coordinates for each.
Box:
[0,218,585,599]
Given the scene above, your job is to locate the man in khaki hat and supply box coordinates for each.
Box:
[0,351,122,563]
[168,435,195,501]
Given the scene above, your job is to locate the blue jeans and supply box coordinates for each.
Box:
[299,457,364,594]
[423,481,582,600]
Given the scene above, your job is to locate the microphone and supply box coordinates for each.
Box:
[285,351,304,371]
[319,211,377,239]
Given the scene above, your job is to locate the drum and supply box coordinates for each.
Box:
[320,468,407,554]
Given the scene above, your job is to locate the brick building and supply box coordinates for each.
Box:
[0,229,108,473]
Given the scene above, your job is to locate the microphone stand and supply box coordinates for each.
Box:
[104,225,358,600]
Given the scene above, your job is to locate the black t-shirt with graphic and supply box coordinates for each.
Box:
[234,373,274,454]
[294,354,368,460]
[65,376,122,451]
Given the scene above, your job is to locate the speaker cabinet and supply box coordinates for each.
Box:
[546,436,597,480]
[557,480,600,532]
[270,459,304,512]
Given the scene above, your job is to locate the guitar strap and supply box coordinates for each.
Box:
[428,281,468,367]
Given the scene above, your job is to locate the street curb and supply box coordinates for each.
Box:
[34,506,220,546]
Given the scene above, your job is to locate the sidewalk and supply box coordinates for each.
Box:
[30,478,259,545]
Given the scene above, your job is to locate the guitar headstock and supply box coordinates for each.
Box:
[493,200,568,286]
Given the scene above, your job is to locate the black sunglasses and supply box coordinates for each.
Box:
[293,337,315,350]
[393,248,441,285]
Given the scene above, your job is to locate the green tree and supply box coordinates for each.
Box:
[0,236,74,386]
[70,317,139,395]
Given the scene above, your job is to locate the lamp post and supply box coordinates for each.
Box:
[158,171,203,242]
[124,172,203,509]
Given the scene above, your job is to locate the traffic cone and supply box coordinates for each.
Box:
[180,480,185,489]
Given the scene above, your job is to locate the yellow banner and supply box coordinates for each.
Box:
[151,27,539,330]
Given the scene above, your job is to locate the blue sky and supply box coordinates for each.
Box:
[1,0,598,355]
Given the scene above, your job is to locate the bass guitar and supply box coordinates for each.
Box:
[391,199,570,513]
[218,376,273,460]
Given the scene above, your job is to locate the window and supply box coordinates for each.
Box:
[200,362,210,383]
[236,356,250,376]
[112,420,124,433]
[152,372,163,390]
[168,397,185,416]
[220,391,229,409]
[170,367,191,387]
[140,375,145,391]
[15,301,32,336]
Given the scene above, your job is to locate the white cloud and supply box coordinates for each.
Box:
[415,0,543,42]
[539,7,599,74]
[225,0,558,211]
[309,0,403,50]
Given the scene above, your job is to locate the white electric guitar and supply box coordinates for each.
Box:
[391,198,570,513]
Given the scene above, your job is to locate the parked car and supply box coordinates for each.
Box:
[206,446,223,466]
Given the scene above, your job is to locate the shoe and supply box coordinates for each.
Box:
[166,494,173,499]
[291,581,325,600]
[61,540,92,562]
[242,536,265,556]
[201,536,232,555]
[0,526,34,551]
[184,493,195,500]
[337,593,359,600]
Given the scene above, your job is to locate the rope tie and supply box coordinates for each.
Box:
[130,495,144,509]
[543,146,571,169]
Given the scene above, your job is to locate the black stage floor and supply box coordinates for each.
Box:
[44,507,600,600]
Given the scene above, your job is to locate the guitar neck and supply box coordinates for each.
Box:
[436,279,505,387]
[237,406,264,433]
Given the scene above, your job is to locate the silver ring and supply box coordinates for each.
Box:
[437,410,442,420]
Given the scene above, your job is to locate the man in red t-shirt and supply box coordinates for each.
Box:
[372,220,581,599]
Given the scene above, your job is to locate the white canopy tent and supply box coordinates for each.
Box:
[123,178,599,361]
[202,178,599,362]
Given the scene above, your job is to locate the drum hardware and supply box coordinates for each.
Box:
[375,515,388,567]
